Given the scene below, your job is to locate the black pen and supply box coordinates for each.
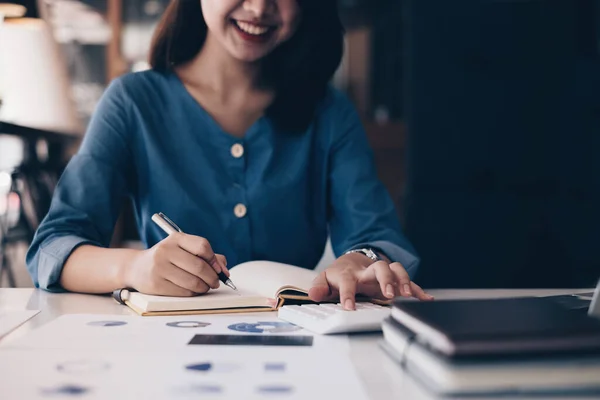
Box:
[151,212,237,291]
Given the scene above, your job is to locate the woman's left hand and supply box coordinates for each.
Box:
[308,252,434,310]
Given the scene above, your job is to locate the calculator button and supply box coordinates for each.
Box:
[296,308,325,319]
[302,306,334,318]
[319,304,339,310]
[303,304,332,314]
[277,302,390,334]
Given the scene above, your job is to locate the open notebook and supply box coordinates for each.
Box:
[118,261,323,316]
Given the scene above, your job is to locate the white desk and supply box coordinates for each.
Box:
[0,288,594,400]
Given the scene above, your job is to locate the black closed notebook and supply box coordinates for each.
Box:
[391,297,600,359]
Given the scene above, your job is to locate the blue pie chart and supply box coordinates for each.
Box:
[185,362,239,373]
[227,321,300,333]
[166,321,210,328]
[41,384,90,396]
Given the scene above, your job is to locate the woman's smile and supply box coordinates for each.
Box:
[230,19,277,43]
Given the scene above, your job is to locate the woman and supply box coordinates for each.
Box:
[26,0,432,309]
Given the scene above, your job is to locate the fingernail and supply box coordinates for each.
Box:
[386,284,395,298]
[344,299,354,310]
[404,284,412,296]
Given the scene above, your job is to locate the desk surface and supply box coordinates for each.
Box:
[0,288,592,400]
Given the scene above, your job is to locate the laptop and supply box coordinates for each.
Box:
[544,279,600,316]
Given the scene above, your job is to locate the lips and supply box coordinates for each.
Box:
[231,19,276,43]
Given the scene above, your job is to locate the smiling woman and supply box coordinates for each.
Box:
[149,0,343,133]
[26,0,430,309]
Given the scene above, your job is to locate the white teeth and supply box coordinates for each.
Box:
[235,20,270,36]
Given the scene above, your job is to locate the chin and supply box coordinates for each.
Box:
[229,47,273,63]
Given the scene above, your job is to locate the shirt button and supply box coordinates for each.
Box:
[234,203,247,218]
[231,143,244,158]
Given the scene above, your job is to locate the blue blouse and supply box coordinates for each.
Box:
[26,70,419,291]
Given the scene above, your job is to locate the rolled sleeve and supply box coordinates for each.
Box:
[35,235,102,292]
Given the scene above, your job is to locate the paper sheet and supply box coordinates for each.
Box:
[0,310,40,339]
[0,347,370,400]
[5,313,349,353]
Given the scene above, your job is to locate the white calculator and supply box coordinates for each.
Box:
[277,302,391,334]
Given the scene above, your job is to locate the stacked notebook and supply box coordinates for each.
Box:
[380,296,600,397]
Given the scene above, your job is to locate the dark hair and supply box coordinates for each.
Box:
[149,0,345,133]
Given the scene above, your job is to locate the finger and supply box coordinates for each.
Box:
[215,254,230,277]
[308,271,332,302]
[164,262,211,294]
[152,278,195,297]
[389,262,412,297]
[369,261,397,299]
[338,274,357,310]
[169,248,220,289]
[175,233,223,273]
[411,282,434,301]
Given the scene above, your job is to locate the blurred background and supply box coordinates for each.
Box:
[1,0,599,290]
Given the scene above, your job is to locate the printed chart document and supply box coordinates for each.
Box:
[0,310,40,339]
[4,313,349,353]
[0,347,370,400]
[1,313,363,400]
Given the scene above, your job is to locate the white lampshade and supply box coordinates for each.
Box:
[0,17,82,135]
[0,4,27,20]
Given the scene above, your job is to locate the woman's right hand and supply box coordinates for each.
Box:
[123,233,229,296]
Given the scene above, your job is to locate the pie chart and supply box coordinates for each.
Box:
[166,321,210,328]
[87,321,127,327]
[186,362,212,372]
[41,384,90,396]
[185,362,239,373]
[227,321,300,333]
